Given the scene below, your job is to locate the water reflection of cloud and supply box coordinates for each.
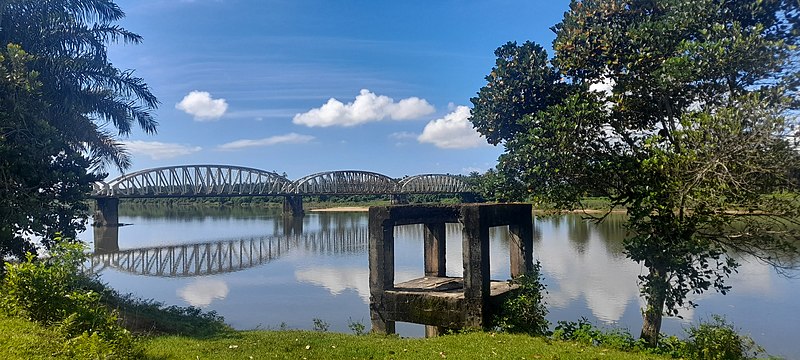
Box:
[536,217,642,323]
[177,278,230,307]
[295,267,417,302]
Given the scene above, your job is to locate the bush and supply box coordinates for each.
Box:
[1,241,142,358]
[552,318,639,351]
[551,315,767,360]
[493,261,549,336]
[683,315,764,360]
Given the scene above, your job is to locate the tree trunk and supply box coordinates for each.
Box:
[640,266,667,346]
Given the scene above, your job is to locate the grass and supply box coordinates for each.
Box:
[0,314,669,359]
[143,330,669,360]
[0,314,68,360]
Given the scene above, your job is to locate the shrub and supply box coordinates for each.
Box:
[493,261,549,336]
[1,241,141,358]
[551,315,768,360]
[552,318,638,351]
[683,315,764,360]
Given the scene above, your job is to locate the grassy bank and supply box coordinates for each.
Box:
[144,331,669,359]
[0,315,666,360]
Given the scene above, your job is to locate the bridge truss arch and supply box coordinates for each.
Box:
[399,174,470,194]
[103,165,291,198]
[290,170,399,195]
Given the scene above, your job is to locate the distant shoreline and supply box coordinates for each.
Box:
[308,205,627,214]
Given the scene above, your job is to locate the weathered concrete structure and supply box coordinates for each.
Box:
[282,195,305,217]
[94,197,120,226]
[368,203,533,334]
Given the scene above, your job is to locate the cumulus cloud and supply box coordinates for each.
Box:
[293,89,435,127]
[417,106,487,149]
[124,140,202,160]
[217,133,314,151]
[176,90,228,121]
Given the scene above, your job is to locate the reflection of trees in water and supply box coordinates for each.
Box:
[533,214,629,258]
[566,215,590,255]
[119,203,283,220]
[314,212,366,232]
[593,214,628,257]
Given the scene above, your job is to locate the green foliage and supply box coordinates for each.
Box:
[683,315,764,360]
[1,0,158,260]
[0,44,98,261]
[551,316,769,359]
[470,0,800,345]
[493,262,549,336]
[0,0,159,171]
[312,318,330,332]
[0,241,142,358]
[347,318,366,336]
[553,318,640,352]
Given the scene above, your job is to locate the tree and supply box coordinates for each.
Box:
[1,44,98,260]
[470,0,800,345]
[0,0,159,172]
[0,0,157,260]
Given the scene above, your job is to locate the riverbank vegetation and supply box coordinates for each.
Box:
[469,0,800,346]
[0,240,772,359]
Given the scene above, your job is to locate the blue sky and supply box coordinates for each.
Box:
[108,0,571,180]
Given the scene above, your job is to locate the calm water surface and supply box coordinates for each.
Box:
[84,206,800,358]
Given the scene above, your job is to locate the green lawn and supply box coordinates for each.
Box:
[143,330,668,360]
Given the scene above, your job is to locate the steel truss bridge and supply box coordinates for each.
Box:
[90,165,472,198]
[86,228,368,277]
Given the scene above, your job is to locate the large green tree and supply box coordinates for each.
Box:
[0,0,157,259]
[0,0,158,171]
[471,0,800,345]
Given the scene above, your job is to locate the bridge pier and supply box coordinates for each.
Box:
[93,198,120,227]
[390,194,409,205]
[283,195,304,217]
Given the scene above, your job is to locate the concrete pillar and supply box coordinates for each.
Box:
[94,197,120,227]
[390,194,409,205]
[423,222,446,277]
[282,195,304,217]
[461,192,478,203]
[460,205,490,329]
[368,207,396,334]
[509,221,534,278]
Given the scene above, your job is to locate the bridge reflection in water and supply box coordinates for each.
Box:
[88,222,367,277]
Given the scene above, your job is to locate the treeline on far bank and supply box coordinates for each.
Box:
[115,193,470,209]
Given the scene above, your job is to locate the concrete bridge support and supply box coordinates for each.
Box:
[283,195,304,217]
[94,198,120,227]
[369,203,533,335]
[390,194,409,205]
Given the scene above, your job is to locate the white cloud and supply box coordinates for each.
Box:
[124,140,202,160]
[389,131,418,140]
[417,106,487,149]
[293,89,435,127]
[217,133,314,151]
[176,90,229,121]
[589,77,615,96]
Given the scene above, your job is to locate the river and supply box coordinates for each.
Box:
[84,205,800,358]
